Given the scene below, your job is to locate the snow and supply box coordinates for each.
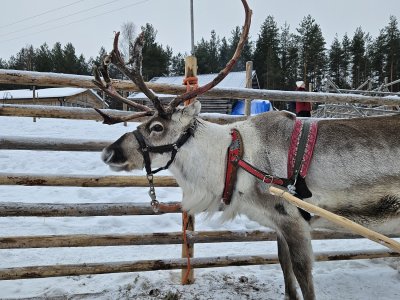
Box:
[0,87,89,100]
[0,116,399,299]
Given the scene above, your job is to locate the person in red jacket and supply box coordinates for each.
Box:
[295,81,311,117]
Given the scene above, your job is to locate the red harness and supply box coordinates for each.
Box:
[222,119,318,205]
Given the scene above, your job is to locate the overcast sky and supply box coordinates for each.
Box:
[1,0,399,61]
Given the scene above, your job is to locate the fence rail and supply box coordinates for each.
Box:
[0,173,177,187]
[2,69,400,105]
[1,250,398,280]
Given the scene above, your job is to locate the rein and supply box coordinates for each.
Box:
[133,123,196,212]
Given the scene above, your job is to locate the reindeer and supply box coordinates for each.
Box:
[93,1,400,299]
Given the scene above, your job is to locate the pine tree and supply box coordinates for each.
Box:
[77,54,90,75]
[253,15,282,89]
[34,43,54,72]
[296,15,326,88]
[340,34,351,88]
[280,22,299,90]
[228,26,253,71]
[141,23,171,80]
[8,45,35,71]
[218,37,230,70]
[382,16,400,90]
[170,53,185,76]
[0,58,7,69]
[195,30,220,74]
[52,42,65,73]
[62,43,79,74]
[328,35,344,86]
[350,27,369,88]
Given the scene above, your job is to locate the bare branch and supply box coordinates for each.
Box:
[167,0,252,111]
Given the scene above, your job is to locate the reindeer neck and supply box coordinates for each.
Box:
[169,118,232,213]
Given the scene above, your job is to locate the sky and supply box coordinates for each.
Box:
[0,0,399,61]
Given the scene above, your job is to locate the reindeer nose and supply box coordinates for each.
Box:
[102,149,115,164]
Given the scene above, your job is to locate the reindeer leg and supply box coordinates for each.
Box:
[277,216,315,300]
[277,234,300,300]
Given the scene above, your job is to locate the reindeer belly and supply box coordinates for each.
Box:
[308,183,400,234]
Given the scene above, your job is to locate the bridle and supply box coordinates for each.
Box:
[132,122,196,212]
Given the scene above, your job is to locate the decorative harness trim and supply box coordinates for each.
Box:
[222,119,318,206]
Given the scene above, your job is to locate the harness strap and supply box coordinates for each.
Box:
[222,129,243,205]
[222,119,318,207]
[133,126,195,175]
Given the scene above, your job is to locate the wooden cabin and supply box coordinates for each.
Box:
[0,88,106,108]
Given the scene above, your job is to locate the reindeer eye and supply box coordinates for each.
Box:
[150,123,164,132]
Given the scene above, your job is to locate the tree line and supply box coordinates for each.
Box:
[1,15,399,92]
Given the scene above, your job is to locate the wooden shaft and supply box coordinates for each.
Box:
[0,173,177,187]
[269,186,400,253]
[1,249,398,280]
[1,69,400,105]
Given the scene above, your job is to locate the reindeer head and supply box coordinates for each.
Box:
[94,0,251,174]
[101,100,201,172]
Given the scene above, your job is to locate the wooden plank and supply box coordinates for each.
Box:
[2,230,399,249]
[0,104,245,124]
[0,136,110,151]
[0,173,177,187]
[0,201,181,216]
[1,69,400,105]
[0,249,398,280]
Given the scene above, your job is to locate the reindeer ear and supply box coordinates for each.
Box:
[182,100,201,116]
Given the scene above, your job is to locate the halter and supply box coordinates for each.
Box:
[132,123,196,212]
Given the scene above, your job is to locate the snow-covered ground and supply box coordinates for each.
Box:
[0,116,399,299]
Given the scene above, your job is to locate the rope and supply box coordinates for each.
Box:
[183,76,198,106]
[182,211,192,284]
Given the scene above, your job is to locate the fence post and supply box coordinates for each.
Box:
[181,55,197,284]
[32,86,36,122]
[244,61,253,116]
[122,91,128,127]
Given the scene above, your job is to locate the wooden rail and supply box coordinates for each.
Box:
[0,201,179,216]
[1,69,400,105]
[1,230,399,249]
[0,104,246,124]
[0,135,110,151]
[0,173,177,187]
[1,249,398,280]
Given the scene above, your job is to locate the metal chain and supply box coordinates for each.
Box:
[147,174,159,213]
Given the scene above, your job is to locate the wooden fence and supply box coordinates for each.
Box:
[0,116,399,282]
[0,69,399,284]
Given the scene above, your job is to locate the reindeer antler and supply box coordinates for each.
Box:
[93,0,252,124]
[166,0,252,112]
